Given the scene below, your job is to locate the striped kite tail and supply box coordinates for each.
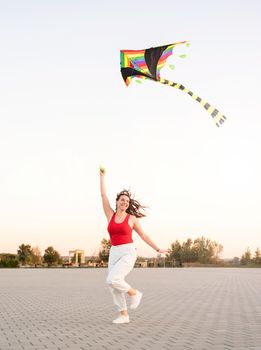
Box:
[159,78,226,127]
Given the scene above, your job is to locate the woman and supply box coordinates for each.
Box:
[100,167,167,324]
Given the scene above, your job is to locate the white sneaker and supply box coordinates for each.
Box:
[129,290,143,310]
[112,315,130,324]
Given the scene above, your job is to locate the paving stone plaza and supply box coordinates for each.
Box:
[0,268,261,350]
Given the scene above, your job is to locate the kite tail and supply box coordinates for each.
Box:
[159,78,226,127]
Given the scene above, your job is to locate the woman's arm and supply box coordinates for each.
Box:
[99,167,114,222]
[133,217,168,254]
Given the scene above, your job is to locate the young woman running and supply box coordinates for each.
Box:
[100,167,167,324]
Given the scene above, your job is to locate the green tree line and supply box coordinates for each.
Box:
[1,239,261,268]
[240,247,261,266]
[167,237,223,264]
[0,244,62,268]
[99,237,261,267]
[98,236,224,265]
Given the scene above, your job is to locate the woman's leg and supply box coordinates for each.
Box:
[107,247,137,313]
[108,286,128,314]
[107,247,128,312]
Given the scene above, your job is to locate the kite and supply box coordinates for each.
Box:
[120,41,226,127]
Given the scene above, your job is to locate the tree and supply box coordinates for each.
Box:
[210,241,223,264]
[192,237,223,264]
[241,247,252,265]
[17,244,32,265]
[193,237,211,264]
[43,246,61,267]
[0,254,19,268]
[253,247,261,265]
[99,238,111,262]
[31,246,42,267]
[181,238,194,263]
[168,240,182,263]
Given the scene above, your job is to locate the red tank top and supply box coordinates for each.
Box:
[107,213,133,246]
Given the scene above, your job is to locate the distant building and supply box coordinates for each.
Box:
[69,249,85,265]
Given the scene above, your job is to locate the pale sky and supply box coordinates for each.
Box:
[0,0,260,259]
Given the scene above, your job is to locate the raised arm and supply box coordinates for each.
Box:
[133,217,168,254]
[99,167,114,222]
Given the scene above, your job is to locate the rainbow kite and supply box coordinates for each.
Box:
[120,41,226,127]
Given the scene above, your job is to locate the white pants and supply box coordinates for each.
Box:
[106,243,137,312]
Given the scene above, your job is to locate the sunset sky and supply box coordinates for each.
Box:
[0,0,260,259]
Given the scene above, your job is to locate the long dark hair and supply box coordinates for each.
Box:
[116,189,146,218]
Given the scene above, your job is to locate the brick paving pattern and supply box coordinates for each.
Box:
[0,268,261,350]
